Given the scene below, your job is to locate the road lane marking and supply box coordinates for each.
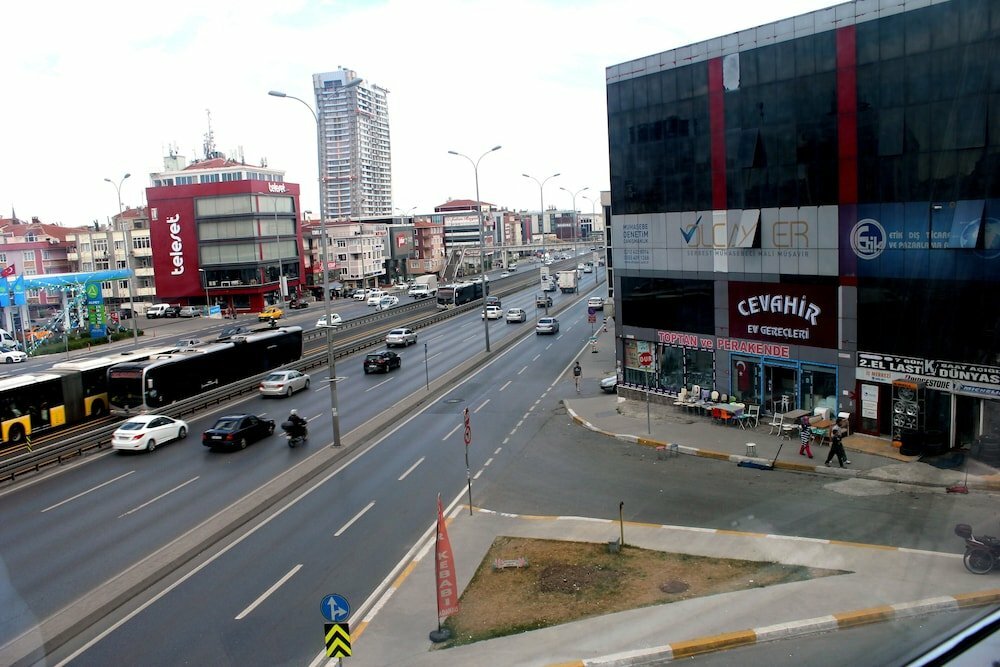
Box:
[398,457,425,481]
[474,399,489,413]
[41,471,136,513]
[517,365,527,375]
[235,564,302,620]
[364,377,394,392]
[118,477,199,518]
[426,352,442,361]
[314,376,346,392]
[443,423,461,441]
[473,469,484,480]
[494,447,502,454]
[484,457,494,466]
[545,343,552,349]
[499,380,512,391]
[532,354,540,361]
[335,501,375,537]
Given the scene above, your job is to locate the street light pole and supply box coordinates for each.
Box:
[198,268,210,309]
[270,80,361,447]
[103,173,139,348]
[522,172,560,242]
[559,186,589,257]
[449,146,502,354]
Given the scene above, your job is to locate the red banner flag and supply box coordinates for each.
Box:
[434,495,459,620]
[0,264,14,278]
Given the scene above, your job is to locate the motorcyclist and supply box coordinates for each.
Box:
[285,409,307,439]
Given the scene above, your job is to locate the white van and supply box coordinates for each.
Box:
[366,290,386,306]
[0,329,20,350]
[145,304,173,319]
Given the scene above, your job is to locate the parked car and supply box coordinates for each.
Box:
[112,414,188,452]
[175,338,203,348]
[587,296,604,311]
[482,305,504,320]
[600,375,618,393]
[217,325,249,340]
[257,305,284,321]
[145,303,174,319]
[316,314,343,328]
[536,295,553,308]
[119,308,134,320]
[202,414,275,450]
[178,305,202,318]
[0,349,27,363]
[535,317,560,335]
[287,299,309,309]
[363,350,401,374]
[164,305,182,318]
[375,295,399,311]
[505,308,527,323]
[583,264,594,273]
[259,369,311,397]
[385,327,417,347]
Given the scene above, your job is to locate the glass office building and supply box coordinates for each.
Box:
[607,0,999,448]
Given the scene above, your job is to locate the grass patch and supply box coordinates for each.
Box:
[439,536,844,648]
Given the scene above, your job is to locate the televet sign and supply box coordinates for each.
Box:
[728,281,837,349]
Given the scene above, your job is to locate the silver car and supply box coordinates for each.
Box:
[505,308,527,323]
[385,327,417,347]
[535,317,560,335]
[258,370,311,397]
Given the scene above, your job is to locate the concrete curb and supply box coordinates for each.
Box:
[558,589,1000,666]
[566,406,1000,492]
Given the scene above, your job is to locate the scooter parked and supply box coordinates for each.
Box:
[955,523,1000,574]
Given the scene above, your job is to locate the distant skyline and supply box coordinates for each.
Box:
[3,0,836,226]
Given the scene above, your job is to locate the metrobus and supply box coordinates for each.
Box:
[435,280,489,309]
[107,327,303,416]
[0,344,178,446]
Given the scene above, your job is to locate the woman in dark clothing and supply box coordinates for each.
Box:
[825,418,850,467]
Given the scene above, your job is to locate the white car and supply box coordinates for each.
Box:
[316,314,343,328]
[353,289,370,301]
[500,271,511,278]
[366,291,387,306]
[587,296,604,311]
[112,414,188,452]
[385,327,418,347]
[258,369,311,397]
[1,349,27,363]
[482,305,503,320]
[376,295,399,311]
[505,308,527,323]
[178,306,202,317]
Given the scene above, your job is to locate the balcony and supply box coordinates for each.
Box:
[132,247,152,257]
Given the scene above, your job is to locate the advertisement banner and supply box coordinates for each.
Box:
[148,197,201,298]
[85,281,106,338]
[434,495,459,620]
[728,281,838,348]
[11,275,26,306]
[856,352,1000,397]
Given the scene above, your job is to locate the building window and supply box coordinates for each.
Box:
[115,241,125,252]
[25,233,37,242]
[22,251,35,262]
[117,260,127,269]
[101,281,112,290]
[24,266,37,276]
[119,280,129,291]
[195,195,253,217]
[80,243,91,253]
[82,262,93,271]
[132,236,151,250]
[0,253,6,263]
[93,240,108,253]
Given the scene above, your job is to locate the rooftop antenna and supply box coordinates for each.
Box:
[203,108,216,160]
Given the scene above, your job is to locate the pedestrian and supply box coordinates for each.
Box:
[572,361,582,394]
[825,418,850,467]
[798,415,813,458]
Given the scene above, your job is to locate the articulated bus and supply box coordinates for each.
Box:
[0,344,178,446]
[435,280,489,310]
[107,327,303,416]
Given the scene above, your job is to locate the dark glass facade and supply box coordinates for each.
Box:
[619,277,714,334]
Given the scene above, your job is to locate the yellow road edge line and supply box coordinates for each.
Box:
[835,605,895,627]
[953,589,1000,608]
[669,629,757,659]
[828,539,897,551]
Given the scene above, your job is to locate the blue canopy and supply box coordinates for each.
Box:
[16,269,133,289]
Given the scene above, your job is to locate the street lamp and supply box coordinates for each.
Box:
[197,268,210,309]
[269,78,362,448]
[522,172,560,240]
[559,186,589,256]
[103,173,139,348]
[449,145,502,353]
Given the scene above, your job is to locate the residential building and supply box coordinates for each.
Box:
[0,217,83,313]
[408,218,446,277]
[384,224,415,284]
[319,221,387,291]
[607,0,1000,449]
[313,68,392,219]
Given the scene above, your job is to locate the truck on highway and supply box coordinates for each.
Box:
[557,270,578,294]
[408,275,439,298]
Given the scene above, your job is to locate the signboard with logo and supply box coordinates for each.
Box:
[856,352,1000,398]
[148,198,200,297]
[728,281,838,349]
[84,281,107,338]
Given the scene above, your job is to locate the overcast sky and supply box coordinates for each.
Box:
[3,0,836,226]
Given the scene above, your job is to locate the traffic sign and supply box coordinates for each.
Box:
[588,313,596,323]
[324,623,351,658]
[639,351,653,366]
[587,307,596,316]
[321,593,350,622]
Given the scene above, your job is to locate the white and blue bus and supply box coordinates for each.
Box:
[435,280,488,309]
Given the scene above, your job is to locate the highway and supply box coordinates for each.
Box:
[0,262,605,655]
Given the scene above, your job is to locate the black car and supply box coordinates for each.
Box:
[287,300,309,309]
[217,325,250,340]
[202,414,275,449]
[485,295,501,309]
[363,350,401,374]
[164,305,182,318]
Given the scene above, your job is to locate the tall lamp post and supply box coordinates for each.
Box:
[103,173,139,348]
[269,79,361,447]
[559,186,589,256]
[198,269,210,309]
[449,146,501,353]
[522,172,560,242]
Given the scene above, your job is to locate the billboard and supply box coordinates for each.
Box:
[727,280,839,349]
[148,197,200,297]
[387,227,414,257]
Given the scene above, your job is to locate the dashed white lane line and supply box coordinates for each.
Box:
[484,457,494,467]
[119,477,199,519]
[518,365,528,375]
[499,380,512,391]
[473,469,484,480]
[442,423,461,441]
[426,352,442,362]
[314,376,345,392]
[398,457,425,481]
[42,470,135,513]
[364,377,394,393]
[475,399,490,413]
[545,343,553,349]
[235,564,302,620]
[494,447,502,454]
[532,354,540,361]
[335,501,375,537]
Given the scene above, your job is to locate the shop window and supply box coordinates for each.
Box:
[732,356,761,405]
[685,349,714,392]
[800,363,837,415]
[656,345,684,393]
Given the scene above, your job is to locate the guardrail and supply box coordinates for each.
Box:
[0,266,571,483]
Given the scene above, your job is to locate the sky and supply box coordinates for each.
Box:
[2,0,837,227]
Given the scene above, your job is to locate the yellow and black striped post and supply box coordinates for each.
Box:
[324,622,351,658]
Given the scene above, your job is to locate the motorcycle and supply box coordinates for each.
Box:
[955,523,1000,574]
[281,421,308,448]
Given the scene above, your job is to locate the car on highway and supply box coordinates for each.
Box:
[178,305,202,317]
[543,280,557,292]
[375,295,399,311]
[499,271,511,278]
[257,305,284,321]
[505,308,527,323]
[600,375,618,393]
[1,349,27,363]
[112,414,188,453]
[352,289,370,301]
[287,299,309,309]
[385,327,417,347]
[217,325,249,340]
[482,305,503,320]
[536,295,553,308]
[485,295,502,309]
[258,369,311,397]
[583,264,594,273]
[202,414,275,450]
[316,314,343,328]
[587,296,604,311]
[535,317,560,335]
[366,290,387,306]
[364,350,401,374]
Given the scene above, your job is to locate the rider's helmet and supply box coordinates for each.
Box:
[290,409,298,416]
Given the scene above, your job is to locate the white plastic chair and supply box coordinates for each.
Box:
[837,411,851,436]
[767,411,783,435]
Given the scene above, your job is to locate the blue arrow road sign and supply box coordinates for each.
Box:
[321,593,351,622]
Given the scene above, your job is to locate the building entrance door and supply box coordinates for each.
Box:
[764,363,797,414]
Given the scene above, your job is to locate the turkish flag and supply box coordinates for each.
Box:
[434,495,459,620]
[0,264,14,278]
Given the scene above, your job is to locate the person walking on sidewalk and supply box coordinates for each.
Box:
[798,415,814,459]
[573,361,582,394]
[825,418,850,467]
